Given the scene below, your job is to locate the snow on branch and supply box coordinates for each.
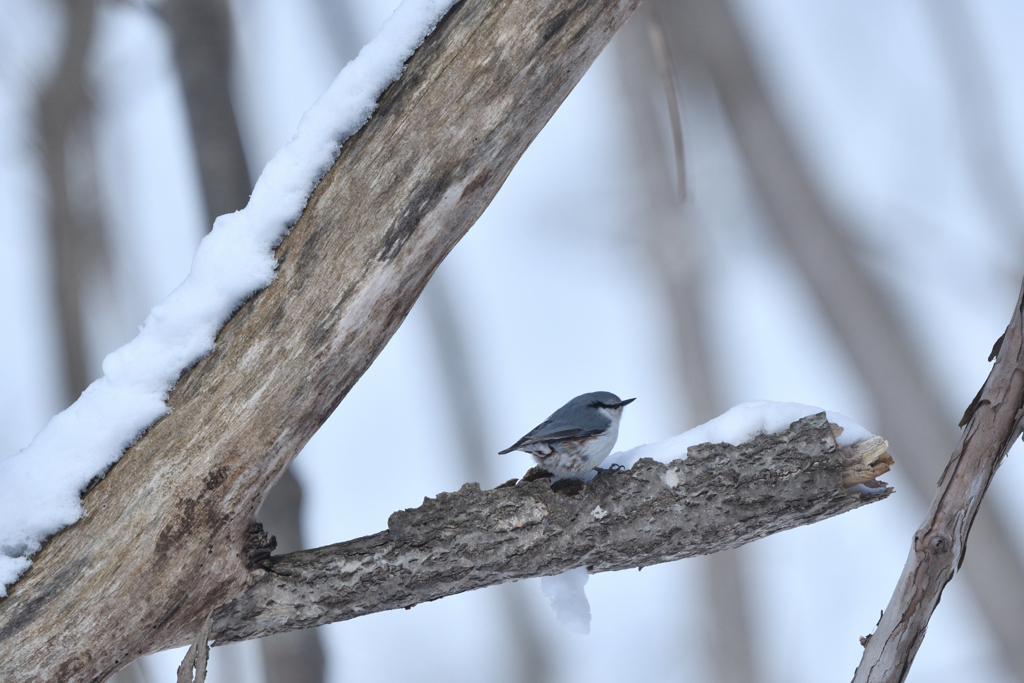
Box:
[0,1,645,680]
[211,412,892,644]
[0,0,461,597]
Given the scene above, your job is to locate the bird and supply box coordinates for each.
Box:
[499,391,636,480]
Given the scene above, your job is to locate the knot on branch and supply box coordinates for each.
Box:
[244,522,277,570]
[914,531,954,558]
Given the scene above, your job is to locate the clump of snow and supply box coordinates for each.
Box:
[0,0,458,598]
[607,400,872,470]
[541,401,874,632]
[846,482,889,497]
[541,566,592,634]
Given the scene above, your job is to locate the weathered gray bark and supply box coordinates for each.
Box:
[854,281,1024,681]
[651,1,1024,678]
[0,1,643,680]
[157,0,326,678]
[211,413,891,644]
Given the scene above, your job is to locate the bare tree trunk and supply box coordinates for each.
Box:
[156,0,251,222]
[156,1,325,679]
[0,1,645,679]
[253,473,324,683]
[38,4,150,683]
[649,1,1024,678]
[313,0,363,67]
[615,10,758,683]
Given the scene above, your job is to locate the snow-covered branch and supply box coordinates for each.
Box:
[0,0,641,680]
[211,413,892,645]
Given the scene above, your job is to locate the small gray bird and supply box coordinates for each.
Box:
[499,391,636,479]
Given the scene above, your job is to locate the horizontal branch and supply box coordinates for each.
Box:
[211,413,892,644]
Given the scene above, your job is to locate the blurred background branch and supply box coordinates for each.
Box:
[643,0,1024,679]
[616,8,756,682]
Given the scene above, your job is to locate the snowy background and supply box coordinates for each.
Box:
[1,0,1023,682]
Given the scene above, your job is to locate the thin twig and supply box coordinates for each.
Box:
[176,612,213,683]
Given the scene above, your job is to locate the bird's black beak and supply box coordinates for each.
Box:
[616,397,636,408]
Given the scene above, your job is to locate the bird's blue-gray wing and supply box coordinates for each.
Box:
[498,400,611,453]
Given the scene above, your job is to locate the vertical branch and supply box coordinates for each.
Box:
[38,0,103,403]
[156,0,251,220]
[645,17,687,201]
[421,273,554,683]
[651,0,1024,678]
[313,0,363,67]
[616,9,758,683]
[253,473,325,683]
[39,4,147,682]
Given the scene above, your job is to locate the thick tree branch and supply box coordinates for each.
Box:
[210,413,891,644]
[854,281,1024,682]
[0,1,641,680]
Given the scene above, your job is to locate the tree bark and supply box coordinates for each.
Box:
[854,281,1024,681]
[158,0,326,678]
[212,413,891,644]
[0,0,642,680]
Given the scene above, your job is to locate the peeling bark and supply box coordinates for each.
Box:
[211,413,891,644]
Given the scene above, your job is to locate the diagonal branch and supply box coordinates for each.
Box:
[211,413,892,644]
[0,1,642,680]
[854,280,1024,681]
